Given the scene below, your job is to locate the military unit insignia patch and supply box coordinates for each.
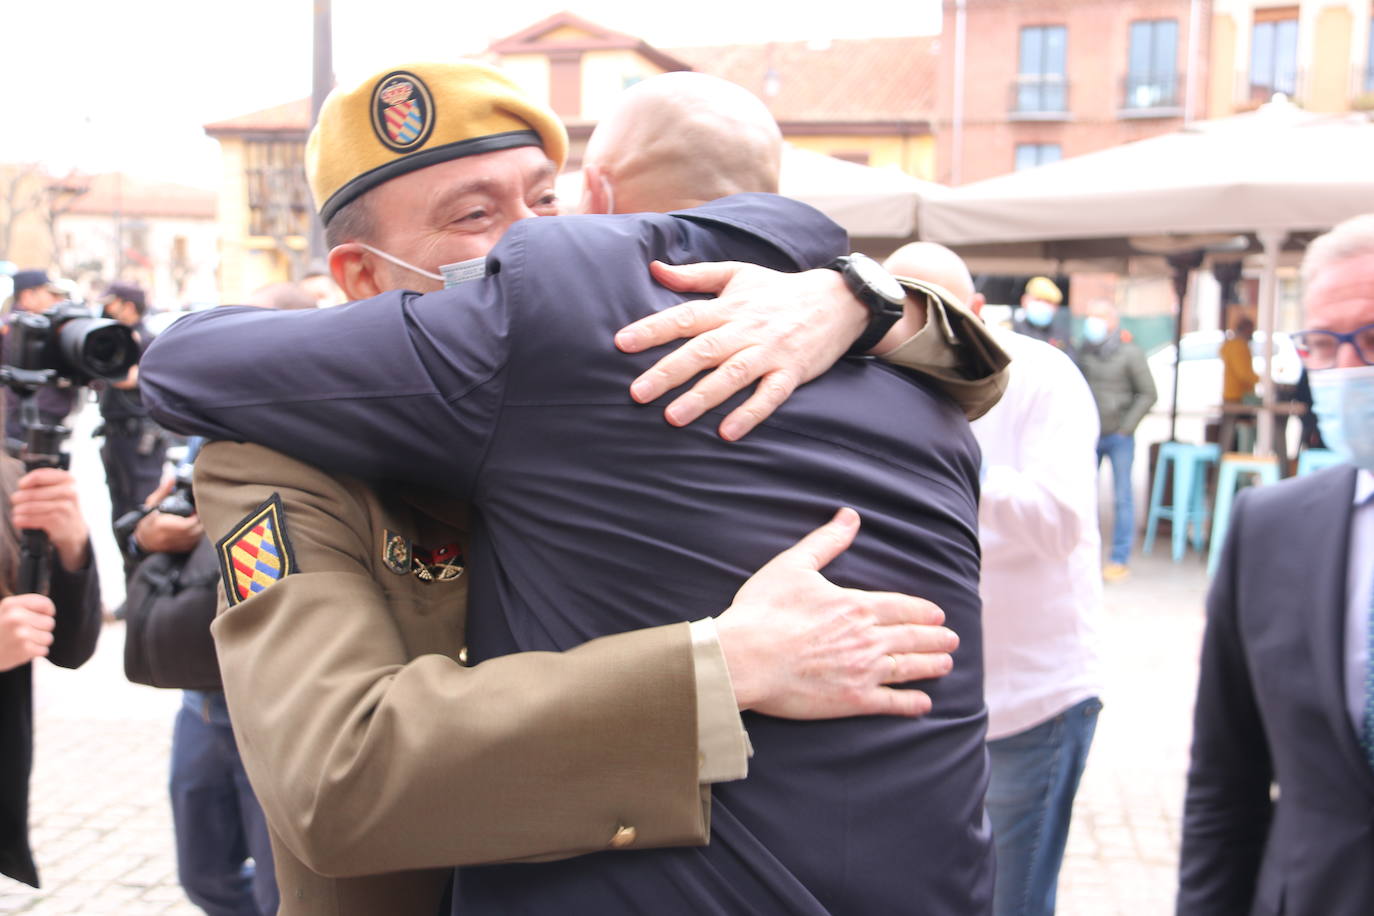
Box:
[412,542,464,583]
[382,529,412,576]
[370,71,435,153]
[216,494,298,607]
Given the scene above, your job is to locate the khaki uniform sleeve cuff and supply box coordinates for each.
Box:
[880,277,1013,421]
[689,617,751,784]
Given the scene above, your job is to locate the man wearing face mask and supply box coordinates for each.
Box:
[1014,275,1075,360]
[1077,300,1156,583]
[1178,213,1374,915]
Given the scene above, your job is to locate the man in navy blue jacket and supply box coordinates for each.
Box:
[144,72,993,915]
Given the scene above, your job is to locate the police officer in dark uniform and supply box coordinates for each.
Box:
[95,282,164,549]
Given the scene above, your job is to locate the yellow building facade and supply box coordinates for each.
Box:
[1209,0,1374,115]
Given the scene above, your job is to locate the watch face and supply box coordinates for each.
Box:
[850,253,907,306]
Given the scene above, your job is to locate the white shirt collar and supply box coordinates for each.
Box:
[1356,468,1374,506]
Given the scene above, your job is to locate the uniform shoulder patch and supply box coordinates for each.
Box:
[216,493,298,607]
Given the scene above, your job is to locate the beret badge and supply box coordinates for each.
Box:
[370,71,435,153]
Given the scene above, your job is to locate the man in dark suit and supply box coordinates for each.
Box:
[143,72,993,914]
[1179,212,1374,915]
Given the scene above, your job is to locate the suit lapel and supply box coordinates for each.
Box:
[1299,466,1373,792]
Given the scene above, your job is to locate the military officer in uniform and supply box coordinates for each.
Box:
[146,63,1008,914]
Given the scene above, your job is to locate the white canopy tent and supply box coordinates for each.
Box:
[920,100,1374,453]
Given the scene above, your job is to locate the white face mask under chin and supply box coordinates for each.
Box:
[357,243,486,288]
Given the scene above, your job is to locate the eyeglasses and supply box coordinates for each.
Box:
[1290,323,1374,369]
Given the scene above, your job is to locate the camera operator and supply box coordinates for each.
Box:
[2,271,78,447]
[122,440,277,916]
[94,282,164,552]
[0,454,102,888]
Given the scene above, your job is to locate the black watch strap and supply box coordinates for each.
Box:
[826,255,907,355]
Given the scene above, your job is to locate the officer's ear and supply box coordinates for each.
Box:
[329,244,384,300]
[582,163,610,216]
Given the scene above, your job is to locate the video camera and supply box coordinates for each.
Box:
[1,300,139,593]
[2,300,139,395]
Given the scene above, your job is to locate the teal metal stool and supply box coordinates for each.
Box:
[1297,447,1345,476]
[1207,452,1281,576]
[1144,442,1221,562]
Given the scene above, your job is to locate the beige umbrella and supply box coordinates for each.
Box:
[921,101,1374,453]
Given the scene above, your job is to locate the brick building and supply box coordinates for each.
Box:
[937,0,1374,186]
[936,0,1210,186]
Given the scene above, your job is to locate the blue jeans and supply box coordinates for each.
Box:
[986,697,1102,916]
[1096,433,1135,565]
[171,691,278,916]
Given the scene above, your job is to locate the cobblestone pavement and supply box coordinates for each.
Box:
[2,408,1214,914]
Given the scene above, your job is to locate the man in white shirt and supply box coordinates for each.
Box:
[887,244,1104,916]
[1178,213,1374,915]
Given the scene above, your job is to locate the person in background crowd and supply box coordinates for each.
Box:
[888,242,1103,916]
[1179,212,1374,915]
[2,271,78,446]
[95,282,164,560]
[0,450,102,888]
[1014,275,1075,360]
[245,282,317,312]
[298,266,343,309]
[1077,300,1157,583]
[1220,315,1261,452]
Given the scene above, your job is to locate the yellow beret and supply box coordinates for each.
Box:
[307,60,569,223]
[1024,275,1062,304]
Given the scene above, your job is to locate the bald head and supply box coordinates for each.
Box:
[884,242,979,310]
[583,72,783,214]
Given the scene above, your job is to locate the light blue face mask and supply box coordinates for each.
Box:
[358,243,486,288]
[1082,316,1110,345]
[1308,365,1374,471]
[1023,299,1056,328]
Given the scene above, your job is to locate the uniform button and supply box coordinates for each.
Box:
[457,647,468,666]
[609,825,637,849]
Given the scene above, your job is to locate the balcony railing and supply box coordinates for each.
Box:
[1010,75,1070,118]
[1121,72,1182,112]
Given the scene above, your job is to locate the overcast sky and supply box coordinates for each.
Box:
[2,1,940,188]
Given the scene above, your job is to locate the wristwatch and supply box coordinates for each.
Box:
[825,254,908,355]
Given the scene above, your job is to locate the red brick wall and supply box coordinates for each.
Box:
[936,0,1212,185]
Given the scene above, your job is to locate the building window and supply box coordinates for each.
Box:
[1125,19,1179,108]
[1366,18,1374,92]
[244,140,310,240]
[1014,143,1062,170]
[1250,8,1299,102]
[1016,26,1068,113]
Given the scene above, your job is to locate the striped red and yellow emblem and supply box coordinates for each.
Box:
[216,494,297,606]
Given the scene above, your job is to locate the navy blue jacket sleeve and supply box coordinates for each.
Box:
[1176,488,1272,915]
[141,195,846,490]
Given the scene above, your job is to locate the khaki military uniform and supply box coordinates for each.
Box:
[192,282,1008,915]
[197,443,709,915]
